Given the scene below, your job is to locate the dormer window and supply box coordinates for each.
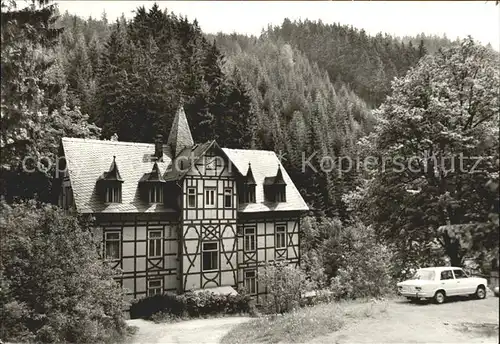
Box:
[149,184,163,203]
[240,163,257,204]
[97,156,123,204]
[263,165,287,203]
[275,187,286,202]
[245,185,256,203]
[106,186,122,203]
[139,162,165,204]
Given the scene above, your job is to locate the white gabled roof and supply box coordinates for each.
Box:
[62,137,176,213]
[222,148,309,213]
[61,138,309,214]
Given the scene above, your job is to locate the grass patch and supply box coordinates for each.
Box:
[221,299,389,344]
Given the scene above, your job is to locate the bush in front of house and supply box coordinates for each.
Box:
[129,292,186,319]
[258,261,311,314]
[300,216,396,301]
[129,290,253,320]
[0,201,128,344]
[326,222,394,299]
[300,289,336,307]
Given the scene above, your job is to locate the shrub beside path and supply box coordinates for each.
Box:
[127,316,252,344]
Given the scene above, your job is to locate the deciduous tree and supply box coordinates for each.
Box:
[359,37,499,270]
[0,200,127,343]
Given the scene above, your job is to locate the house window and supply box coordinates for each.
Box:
[105,232,121,260]
[147,279,163,296]
[276,225,286,249]
[224,188,232,208]
[244,270,257,295]
[105,186,121,203]
[187,187,196,208]
[205,188,216,207]
[148,230,163,258]
[275,187,286,202]
[149,185,163,203]
[202,241,219,271]
[246,185,256,203]
[241,185,256,203]
[206,157,216,170]
[244,227,256,252]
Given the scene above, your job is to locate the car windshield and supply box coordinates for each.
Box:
[453,269,468,278]
[411,270,435,280]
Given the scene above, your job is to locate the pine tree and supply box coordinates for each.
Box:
[96,20,131,138]
[1,0,100,202]
[417,39,427,59]
[67,32,93,112]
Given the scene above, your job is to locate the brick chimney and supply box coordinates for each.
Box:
[154,134,163,160]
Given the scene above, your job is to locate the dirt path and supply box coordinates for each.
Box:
[127,316,252,344]
[127,297,498,344]
[310,297,499,343]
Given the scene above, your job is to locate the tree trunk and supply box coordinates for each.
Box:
[440,197,463,267]
[448,248,462,267]
[443,232,462,266]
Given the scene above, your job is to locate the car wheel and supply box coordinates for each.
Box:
[475,286,486,299]
[434,290,445,304]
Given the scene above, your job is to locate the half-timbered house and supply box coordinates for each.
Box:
[57,106,309,302]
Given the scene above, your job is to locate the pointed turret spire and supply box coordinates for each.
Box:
[151,162,162,179]
[139,162,165,183]
[166,105,194,158]
[99,155,123,182]
[274,164,286,185]
[245,162,256,185]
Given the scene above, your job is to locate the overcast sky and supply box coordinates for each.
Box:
[56,1,499,48]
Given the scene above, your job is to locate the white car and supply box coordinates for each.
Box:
[397,267,488,304]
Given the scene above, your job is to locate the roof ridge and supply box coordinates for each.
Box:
[62,139,279,153]
[62,137,155,147]
[222,147,277,154]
